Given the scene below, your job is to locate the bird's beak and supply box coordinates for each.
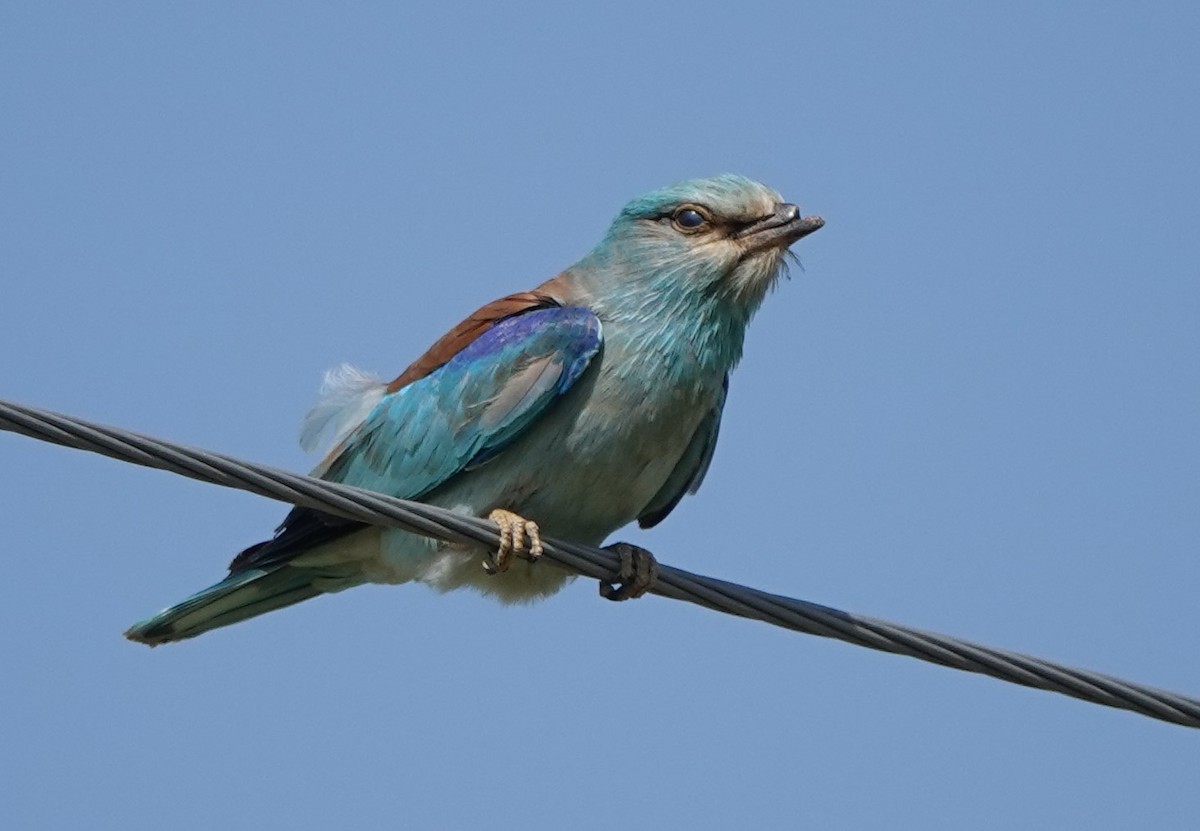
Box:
[734,203,824,252]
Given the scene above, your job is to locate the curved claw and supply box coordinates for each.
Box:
[599,542,658,601]
[483,509,543,574]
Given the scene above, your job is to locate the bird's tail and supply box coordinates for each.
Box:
[125,565,335,646]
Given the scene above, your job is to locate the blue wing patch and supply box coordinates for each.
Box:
[323,305,601,497]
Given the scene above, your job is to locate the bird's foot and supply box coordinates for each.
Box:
[483,509,543,574]
[599,542,659,601]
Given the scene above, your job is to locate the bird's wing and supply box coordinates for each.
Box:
[321,304,601,493]
[636,375,727,529]
[230,300,601,572]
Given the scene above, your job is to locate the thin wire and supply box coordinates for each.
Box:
[2,396,1197,729]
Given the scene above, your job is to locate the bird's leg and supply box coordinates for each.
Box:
[598,542,659,601]
[483,509,543,574]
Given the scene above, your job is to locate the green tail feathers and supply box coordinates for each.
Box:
[125,567,327,646]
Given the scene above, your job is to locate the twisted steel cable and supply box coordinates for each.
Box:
[2,396,1197,729]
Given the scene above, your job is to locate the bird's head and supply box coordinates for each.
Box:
[582,174,824,319]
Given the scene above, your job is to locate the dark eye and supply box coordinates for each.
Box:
[672,207,708,231]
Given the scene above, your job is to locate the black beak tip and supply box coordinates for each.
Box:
[796,215,825,238]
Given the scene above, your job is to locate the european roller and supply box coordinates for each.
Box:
[126,175,823,645]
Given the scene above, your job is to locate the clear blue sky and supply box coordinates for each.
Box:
[2,3,1197,828]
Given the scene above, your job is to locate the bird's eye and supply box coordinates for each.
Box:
[672,207,709,232]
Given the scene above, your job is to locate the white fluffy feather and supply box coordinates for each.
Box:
[299,363,387,454]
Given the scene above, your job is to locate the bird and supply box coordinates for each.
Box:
[125,174,824,645]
